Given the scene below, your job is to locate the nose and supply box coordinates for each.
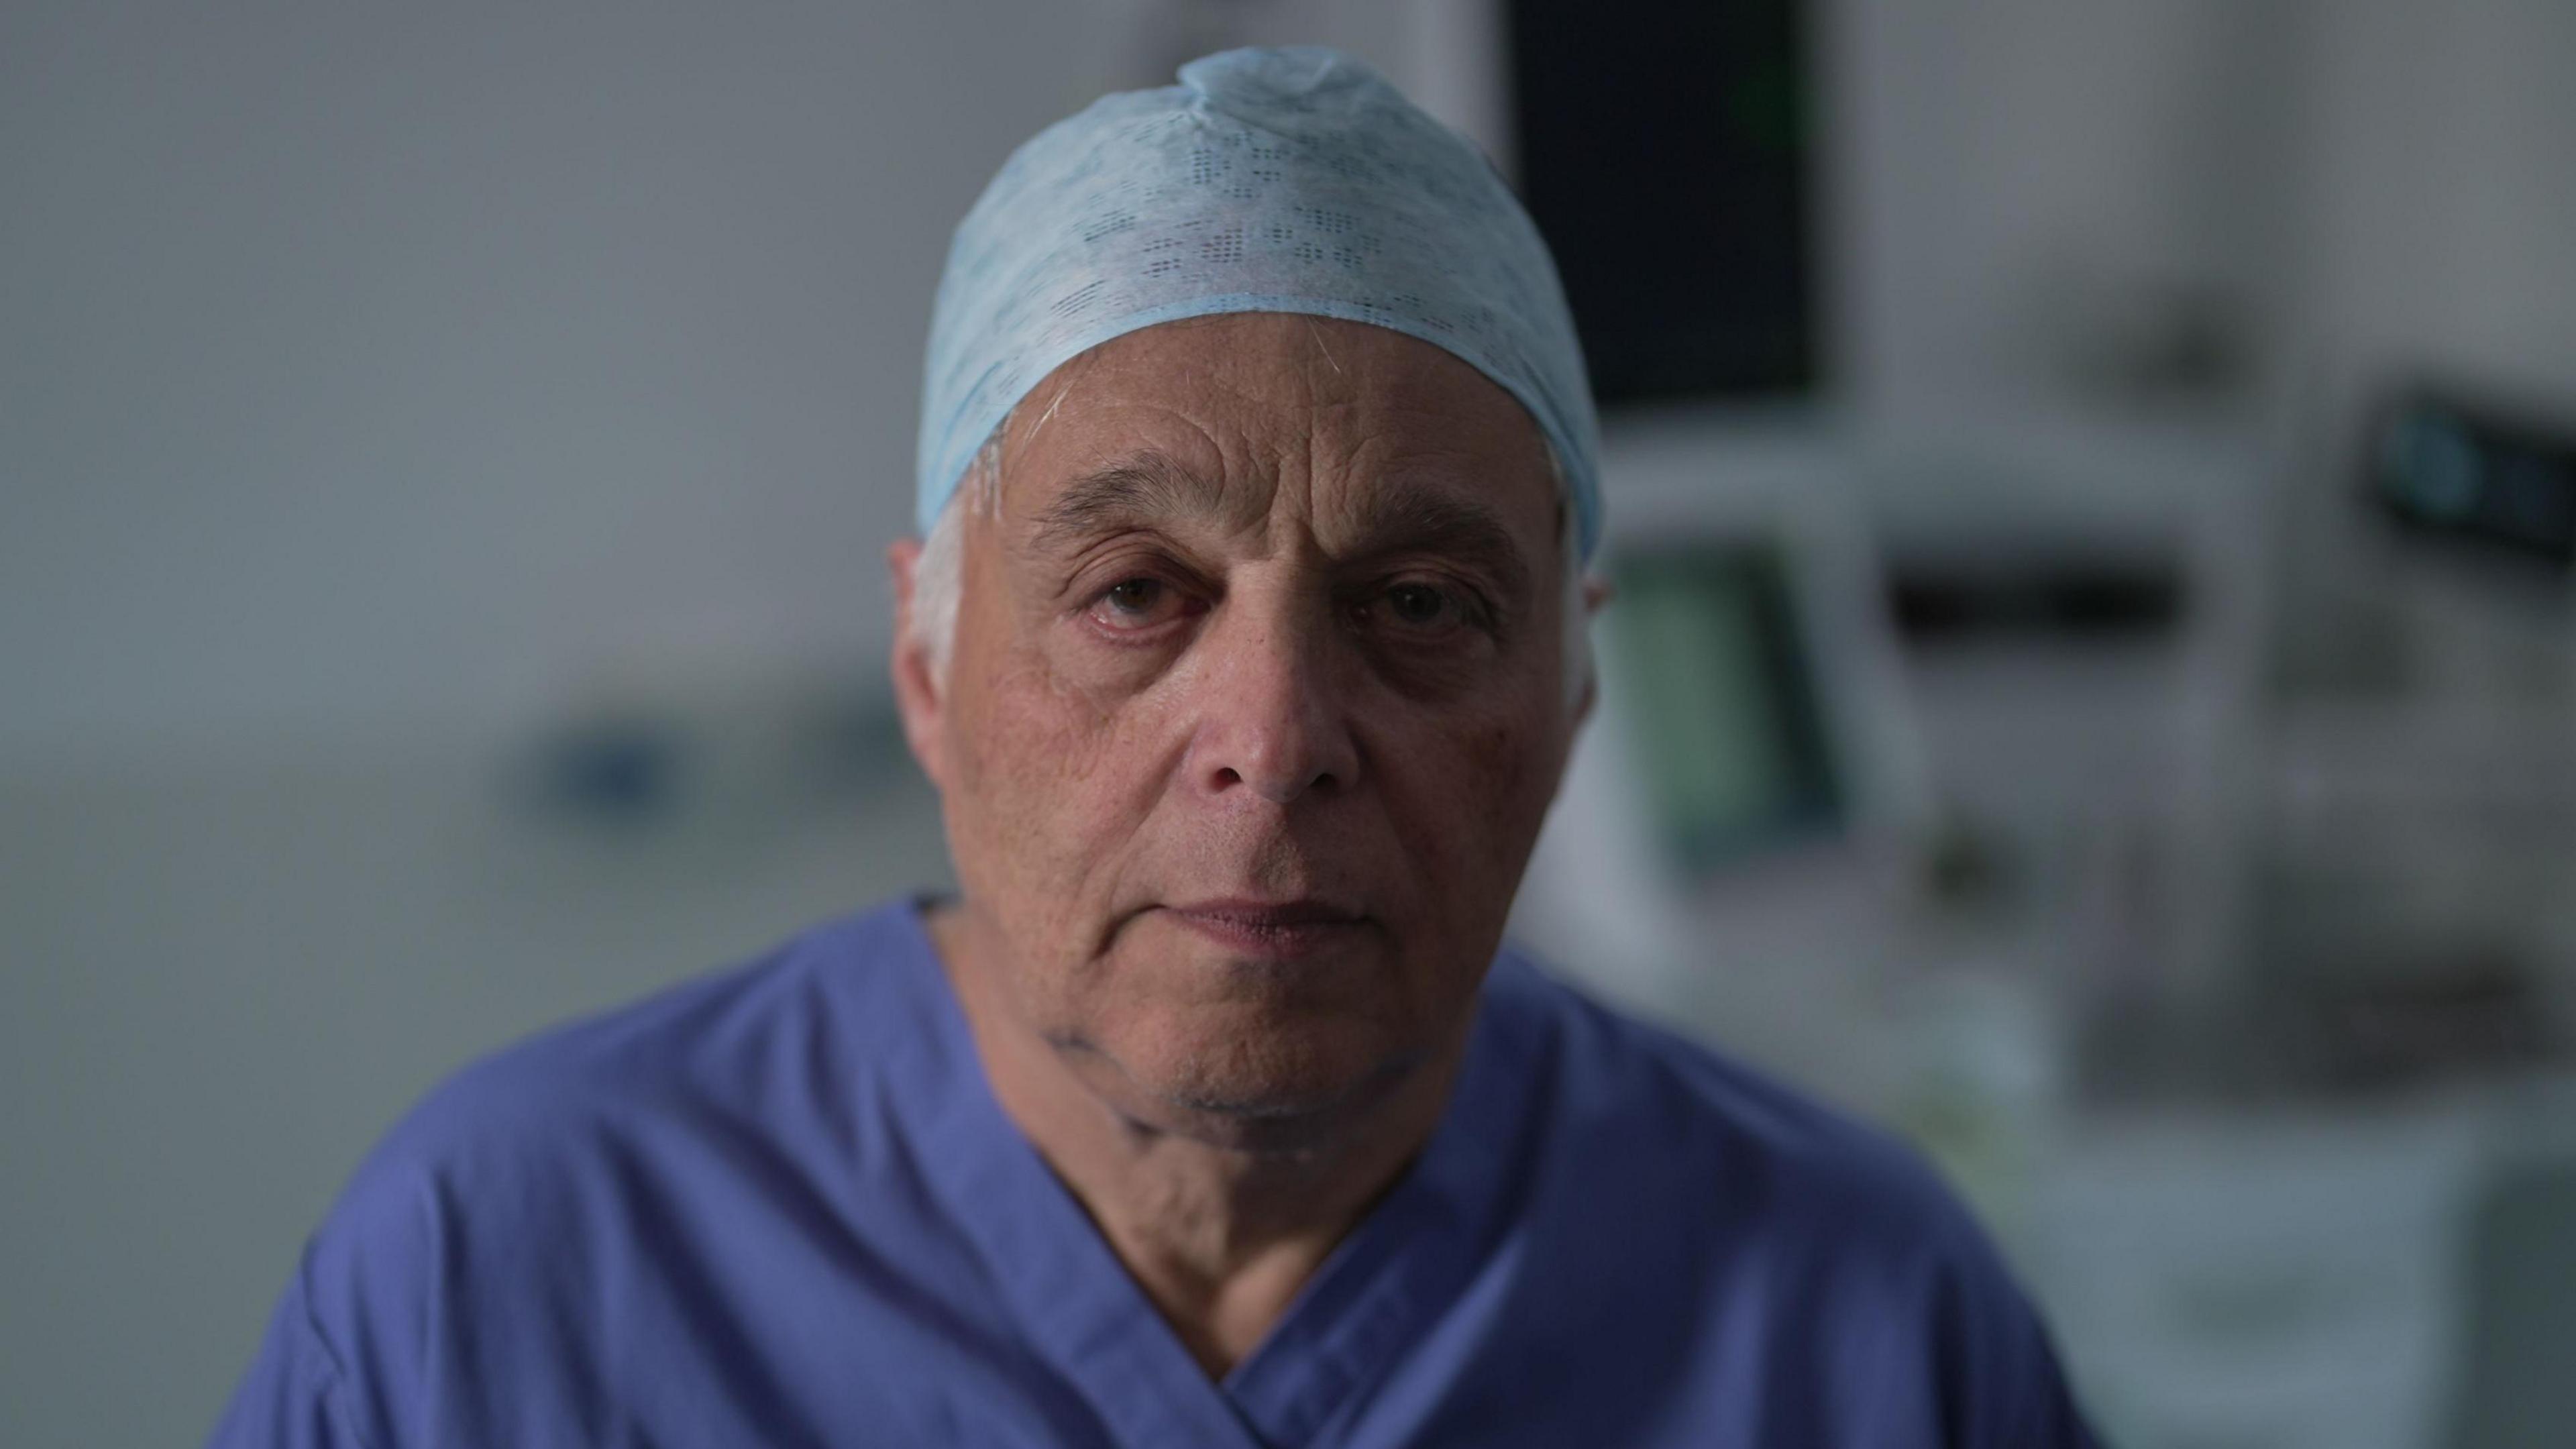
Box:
[1184,604,1360,806]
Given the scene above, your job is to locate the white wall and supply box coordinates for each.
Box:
[2294,0,2576,400]
[7,0,1095,753]
[1825,0,2301,429]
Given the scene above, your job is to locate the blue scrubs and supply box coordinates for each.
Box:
[209,899,2096,1446]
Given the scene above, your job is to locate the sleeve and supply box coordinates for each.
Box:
[203,1050,616,1449]
[1922,1205,2101,1449]
[203,1250,378,1449]
[205,1136,450,1449]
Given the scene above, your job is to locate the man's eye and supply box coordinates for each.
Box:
[1383,582,1462,629]
[1089,577,1182,630]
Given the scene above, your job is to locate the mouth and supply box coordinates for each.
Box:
[1160,898,1371,960]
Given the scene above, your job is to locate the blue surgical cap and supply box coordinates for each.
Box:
[916,44,1603,557]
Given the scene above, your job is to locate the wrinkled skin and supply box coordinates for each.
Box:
[891,312,1587,1155]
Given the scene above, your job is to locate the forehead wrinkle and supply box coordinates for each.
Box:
[1021,449,1256,554]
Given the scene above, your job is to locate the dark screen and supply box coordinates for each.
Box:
[1508,0,1819,404]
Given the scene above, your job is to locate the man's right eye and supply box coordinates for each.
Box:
[1088,577,1184,631]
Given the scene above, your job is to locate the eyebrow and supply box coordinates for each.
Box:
[1024,448,1539,601]
[1344,483,1534,604]
[1026,451,1236,553]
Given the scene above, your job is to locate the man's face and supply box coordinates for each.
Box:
[897,313,1580,1147]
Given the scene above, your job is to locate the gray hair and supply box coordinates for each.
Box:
[908,412,1594,712]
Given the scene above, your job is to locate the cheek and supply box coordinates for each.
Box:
[951,655,1093,851]
[1377,687,1570,917]
[941,636,1166,937]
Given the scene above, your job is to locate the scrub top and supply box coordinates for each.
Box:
[208,898,2098,1447]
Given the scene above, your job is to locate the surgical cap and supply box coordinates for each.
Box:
[916,44,1604,558]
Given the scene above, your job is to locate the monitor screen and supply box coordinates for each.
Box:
[1607,543,1842,872]
[1509,0,1820,403]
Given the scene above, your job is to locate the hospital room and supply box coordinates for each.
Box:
[7,1,2575,1444]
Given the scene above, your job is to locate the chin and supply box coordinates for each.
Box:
[1084,1011,1429,1152]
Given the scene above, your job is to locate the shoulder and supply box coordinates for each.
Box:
[1485,950,2097,1444]
[288,901,935,1426]
[1488,949,1964,1249]
[368,898,930,1169]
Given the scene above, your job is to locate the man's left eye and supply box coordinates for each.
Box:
[1379,582,1469,631]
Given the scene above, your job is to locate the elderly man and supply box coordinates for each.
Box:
[211,46,2094,1448]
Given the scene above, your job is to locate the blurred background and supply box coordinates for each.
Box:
[7,1,2575,1444]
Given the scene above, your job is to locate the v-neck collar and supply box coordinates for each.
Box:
[870,899,1539,1449]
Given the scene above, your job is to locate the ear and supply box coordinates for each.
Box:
[1570,574,1615,730]
[885,537,950,791]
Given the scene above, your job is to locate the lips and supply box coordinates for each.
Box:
[1161,898,1369,959]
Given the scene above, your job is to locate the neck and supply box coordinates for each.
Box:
[926,901,1462,1378]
